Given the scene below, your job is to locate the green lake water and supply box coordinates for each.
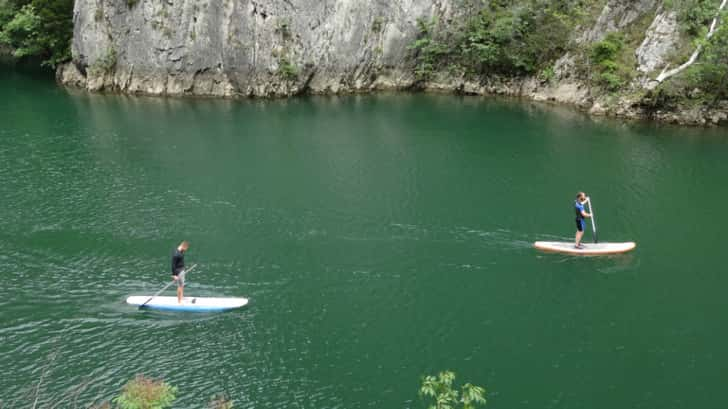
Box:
[2,65,728,409]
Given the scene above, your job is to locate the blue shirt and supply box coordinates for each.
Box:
[575,200,585,220]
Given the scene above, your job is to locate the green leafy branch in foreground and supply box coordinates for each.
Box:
[90,375,232,409]
[113,375,177,409]
[24,369,482,409]
[420,371,487,409]
[103,371,483,409]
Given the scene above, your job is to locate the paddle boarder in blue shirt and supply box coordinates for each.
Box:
[171,241,189,303]
[574,192,592,248]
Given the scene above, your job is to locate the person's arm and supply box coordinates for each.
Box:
[577,199,591,218]
[581,196,592,217]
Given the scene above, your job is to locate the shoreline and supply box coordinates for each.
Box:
[56,62,728,128]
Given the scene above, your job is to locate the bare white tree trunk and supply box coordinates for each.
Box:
[655,0,727,83]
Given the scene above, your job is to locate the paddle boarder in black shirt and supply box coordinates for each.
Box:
[171,241,189,303]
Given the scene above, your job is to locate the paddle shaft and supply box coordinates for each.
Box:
[588,198,598,243]
[139,264,196,309]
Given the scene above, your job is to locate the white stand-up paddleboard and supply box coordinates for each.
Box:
[534,241,636,255]
[126,296,249,312]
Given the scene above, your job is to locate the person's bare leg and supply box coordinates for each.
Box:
[575,230,584,247]
[177,286,183,303]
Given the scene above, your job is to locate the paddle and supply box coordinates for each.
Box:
[587,198,598,243]
[139,264,197,309]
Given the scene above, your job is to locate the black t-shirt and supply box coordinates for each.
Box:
[171,248,185,275]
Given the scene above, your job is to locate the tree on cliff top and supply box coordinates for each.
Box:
[0,0,73,67]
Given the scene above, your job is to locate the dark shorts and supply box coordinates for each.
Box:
[575,218,585,232]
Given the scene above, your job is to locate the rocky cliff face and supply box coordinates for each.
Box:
[60,0,446,95]
[58,0,727,125]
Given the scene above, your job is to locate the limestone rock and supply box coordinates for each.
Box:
[56,0,727,126]
[64,0,457,97]
[636,11,680,74]
[580,0,659,43]
[56,63,87,88]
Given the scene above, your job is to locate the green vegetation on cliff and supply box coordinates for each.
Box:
[670,0,720,36]
[24,371,481,408]
[410,0,592,81]
[645,6,728,110]
[113,375,177,409]
[409,0,727,117]
[0,0,73,67]
[696,20,728,101]
[590,33,627,91]
[460,0,584,75]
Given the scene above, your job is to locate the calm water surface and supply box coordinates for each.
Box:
[1,65,728,408]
